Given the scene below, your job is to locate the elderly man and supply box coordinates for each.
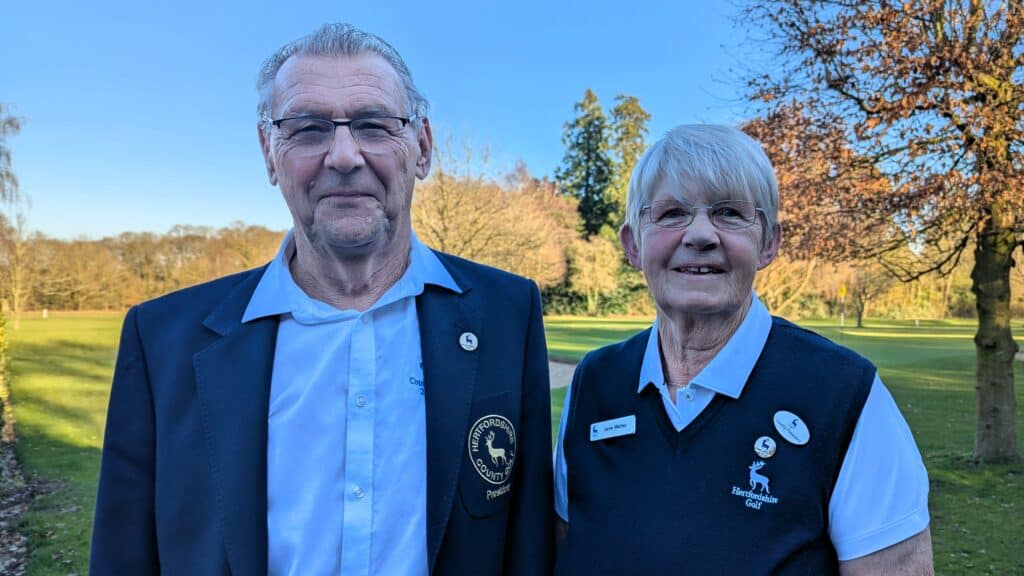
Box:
[90,23,553,575]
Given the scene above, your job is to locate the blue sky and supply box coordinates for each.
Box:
[3,0,762,239]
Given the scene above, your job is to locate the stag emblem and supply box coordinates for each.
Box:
[467,414,517,485]
[484,431,508,467]
[749,461,771,494]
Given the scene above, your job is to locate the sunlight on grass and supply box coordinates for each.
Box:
[5,312,1022,574]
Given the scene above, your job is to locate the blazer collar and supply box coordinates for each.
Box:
[195,266,276,576]
[419,254,480,572]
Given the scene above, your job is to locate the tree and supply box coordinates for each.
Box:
[567,236,621,315]
[556,89,615,238]
[843,261,897,328]
[608,95,651,226]
[744,0,1024,463]
[0,104,21,203]
[413,147,579,288]
[0,209,34,328]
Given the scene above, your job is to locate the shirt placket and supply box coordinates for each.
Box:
[340,312,375,575]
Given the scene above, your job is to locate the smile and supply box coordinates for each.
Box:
[677,266,724,275]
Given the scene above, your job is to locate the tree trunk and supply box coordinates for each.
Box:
[970,203,1019,463]
[855,301,865,328]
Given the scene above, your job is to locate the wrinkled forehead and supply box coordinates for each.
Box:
[270,53,408,117]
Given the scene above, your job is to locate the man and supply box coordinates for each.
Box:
[90,23,554,575]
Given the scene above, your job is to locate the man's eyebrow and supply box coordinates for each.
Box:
[278,104,399,119]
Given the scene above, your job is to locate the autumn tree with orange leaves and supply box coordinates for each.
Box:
[743,0,1024,462]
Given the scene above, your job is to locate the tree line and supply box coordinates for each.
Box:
[1,0,1021,462]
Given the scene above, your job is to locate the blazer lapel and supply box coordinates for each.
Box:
[194,269,276,576]
[418,277,480,573]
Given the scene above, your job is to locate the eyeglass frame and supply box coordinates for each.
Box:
[639,199,766,231]
[263,113,420,154]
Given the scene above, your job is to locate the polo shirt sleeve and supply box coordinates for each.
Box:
[553,379,573,522]
[828,373,930,560]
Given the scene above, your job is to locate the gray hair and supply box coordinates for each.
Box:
[256,23,429,123]
[624,124,779,247]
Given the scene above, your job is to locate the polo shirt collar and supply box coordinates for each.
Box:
[637,293,773,400]
[242,229,461,324]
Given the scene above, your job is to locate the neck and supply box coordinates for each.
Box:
[287,229,411,312]
[657,297,752,386]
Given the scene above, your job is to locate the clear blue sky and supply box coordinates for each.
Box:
[3,0,761,239]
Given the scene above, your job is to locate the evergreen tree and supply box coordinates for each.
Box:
[555,89,614,238]
[608,94,650,226]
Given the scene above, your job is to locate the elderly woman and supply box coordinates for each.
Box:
[553,125,933,575]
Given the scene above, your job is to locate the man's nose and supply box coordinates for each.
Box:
[323,124,366,172]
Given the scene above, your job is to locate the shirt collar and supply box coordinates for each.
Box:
[637,293,773,399]
[242,229,461,324]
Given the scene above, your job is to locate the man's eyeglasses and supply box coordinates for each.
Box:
[269,114,417,155]
[640,199,763,230]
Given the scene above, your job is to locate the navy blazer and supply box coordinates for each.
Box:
[90,251,554,575]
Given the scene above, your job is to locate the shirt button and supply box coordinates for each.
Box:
[356,395,367,408]
[353,486,365,500]
[683,390,695,402]
[360,315,371,325]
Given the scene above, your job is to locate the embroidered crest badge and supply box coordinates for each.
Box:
[730,460,780,510]
[468,415,517,485]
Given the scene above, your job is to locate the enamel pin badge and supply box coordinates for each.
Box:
[773,410,810,446]
[754,436,777,458]
[459,332,478,351]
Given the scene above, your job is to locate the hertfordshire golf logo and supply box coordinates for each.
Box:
[468,415,517,485]
[731,460,780,510]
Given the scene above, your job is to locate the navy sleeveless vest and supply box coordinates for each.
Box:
[555,318,874,576]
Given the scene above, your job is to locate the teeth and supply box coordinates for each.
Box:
[682,267,715,274]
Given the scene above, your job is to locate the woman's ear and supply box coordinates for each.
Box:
[759,223,782,269]
[620,225,643,269]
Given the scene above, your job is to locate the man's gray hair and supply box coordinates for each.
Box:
[624,124,779,247]
[256,23,429,123]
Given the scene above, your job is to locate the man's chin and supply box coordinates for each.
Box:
[312,220,393,254]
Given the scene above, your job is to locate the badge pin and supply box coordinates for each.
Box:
[754,436,777,458]
[459,332,478,351]
[773,410,810,446]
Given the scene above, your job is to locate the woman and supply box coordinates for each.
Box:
[553,125,933,575]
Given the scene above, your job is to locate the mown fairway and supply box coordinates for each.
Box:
[6,312,1023,574]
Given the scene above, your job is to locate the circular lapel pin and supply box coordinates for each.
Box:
[773,410,810,446]
[754,436,777,458]
[459,332,479,351]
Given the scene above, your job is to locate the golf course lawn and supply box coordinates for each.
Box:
[6,311,1023,574]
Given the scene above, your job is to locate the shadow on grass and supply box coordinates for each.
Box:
[9,339,118,383]
[17,431,100,576]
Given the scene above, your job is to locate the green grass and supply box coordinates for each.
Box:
[8,311,122,575]
[6,313,1024,574]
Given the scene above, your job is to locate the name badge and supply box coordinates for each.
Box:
[590,415,636,442]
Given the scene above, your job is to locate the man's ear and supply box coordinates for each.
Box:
[620,224,642,269]
[414,117,433,180]
[258,123,278,186]
[758,223,782,269]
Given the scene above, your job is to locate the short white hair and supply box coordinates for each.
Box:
[256,23,429,123]
[624,124,779,246]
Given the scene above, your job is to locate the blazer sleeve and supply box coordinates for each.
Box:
[90,307,159,574]
[503,281,555,575]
